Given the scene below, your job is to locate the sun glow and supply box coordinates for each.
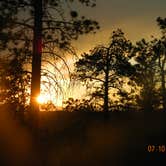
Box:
[36,92,64,108]
[37,94,49,104]
[33,55,80,110]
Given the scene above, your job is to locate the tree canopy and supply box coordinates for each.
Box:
[0,0,99,113]
[74,29,135,112]
[68,18,166,112]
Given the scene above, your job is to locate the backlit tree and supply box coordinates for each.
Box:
[0,0,99,116]
[74,29,135,112]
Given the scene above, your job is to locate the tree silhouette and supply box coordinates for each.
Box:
[63,98,98,112]
[0,56,31,111]
[30,0,43,115]
[132,18,166,111]
[74,29,134,112]
[0,0,99,116]
[132,39,160,111]
[153,17,166,111]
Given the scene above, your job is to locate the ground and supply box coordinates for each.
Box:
[0,107,166,166]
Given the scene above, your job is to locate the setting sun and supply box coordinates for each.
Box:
[37,94,48,104]
[36,93,63,108]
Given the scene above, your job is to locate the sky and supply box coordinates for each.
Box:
[72,0,166,54]
[59,0,166,105]
[9,0,166,107]
[0,1,165,108]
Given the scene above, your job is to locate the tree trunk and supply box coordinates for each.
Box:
[30,0,42,120]
[159,53,166,111]
[104,73,109,112]
[103,51,109,112]
[161,70,166,111]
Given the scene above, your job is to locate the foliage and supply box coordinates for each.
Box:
[130,17,166,111]
[131,39,160,111]
[63,98,100,112]
[73,29,135,111]
[40,101,57,111]
[154,17,166,111]
[0,0,99,111]
[0,56,31,111]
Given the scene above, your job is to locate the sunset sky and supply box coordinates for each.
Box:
[0,1,165,108]
[26,0,166,107]
[55,0,166,105]
[72,0,166,54]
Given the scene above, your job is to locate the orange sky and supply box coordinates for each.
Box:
[40,0,166,108]
[55,0,165,106]
[71,0,166,55]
